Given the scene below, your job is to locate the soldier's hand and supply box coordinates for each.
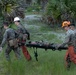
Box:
[55,44,61,50]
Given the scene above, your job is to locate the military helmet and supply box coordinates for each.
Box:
[3,22,9,26]
[14,17,20,22]
[62,21,71,28]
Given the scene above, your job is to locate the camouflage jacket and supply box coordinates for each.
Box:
[16,24,30,40]
[60,29,74,47]
[1,28,16,47]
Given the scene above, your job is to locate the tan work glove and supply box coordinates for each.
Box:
[55,44,62,50]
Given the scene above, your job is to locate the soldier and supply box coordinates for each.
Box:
[14,17,31,61]
[0,22,21,61]
[56,21,75,69]
[57,21,74,47]
[69,23,76,33]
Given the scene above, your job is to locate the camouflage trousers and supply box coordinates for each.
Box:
[5,45,21,61]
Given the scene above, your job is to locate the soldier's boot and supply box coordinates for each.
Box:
[65,55,71,70]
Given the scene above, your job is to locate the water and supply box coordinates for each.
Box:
[25,15,41,21]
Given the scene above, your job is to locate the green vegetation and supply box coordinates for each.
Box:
[0,0,25,22]
[43,0,76,25]
[0,0,76,75]
[26,3,41,14]
[0,14,76,75]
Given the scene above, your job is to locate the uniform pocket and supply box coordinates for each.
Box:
[9,39,18,47]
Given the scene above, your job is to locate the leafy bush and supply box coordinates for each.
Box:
[26,7,33,12]
[0,17,4,44]
[43,0,76,25]
[26,3,41,12]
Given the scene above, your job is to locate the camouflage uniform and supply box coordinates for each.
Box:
[61,29,76,53]
[16,24,31,61]
[16,24,30,44]
[60,29,74,46]
[73,29,76,34]
[1,28,21,61]
[60,29,76,68]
